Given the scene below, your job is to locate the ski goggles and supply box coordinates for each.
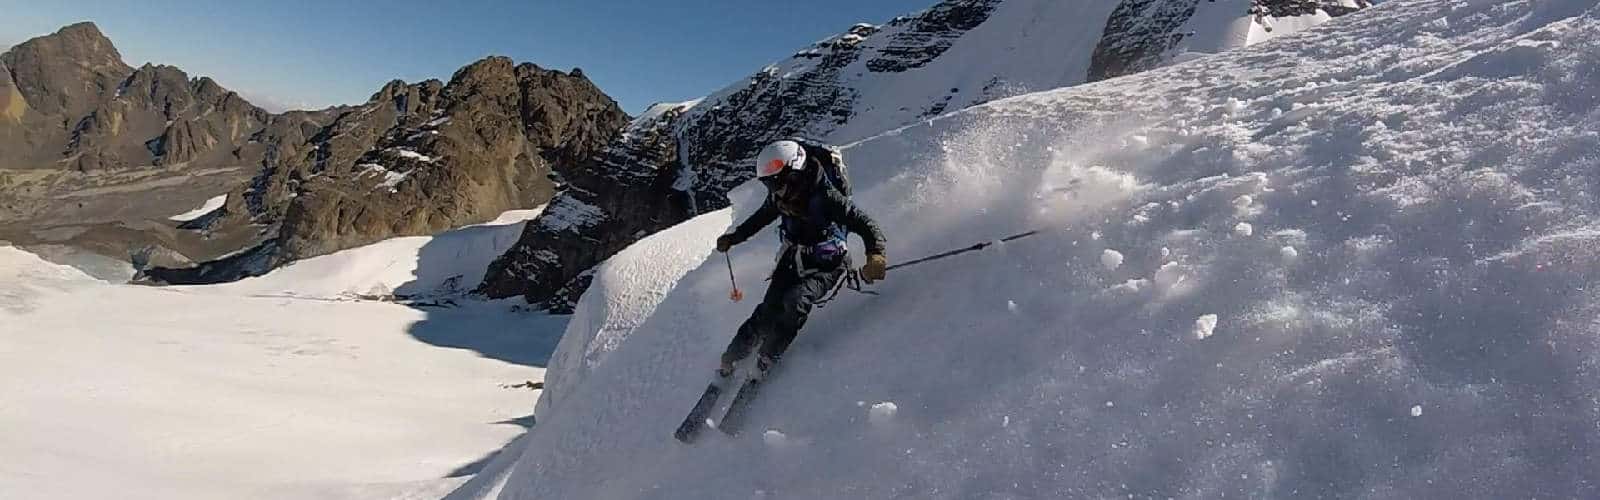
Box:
[759,168,802,192]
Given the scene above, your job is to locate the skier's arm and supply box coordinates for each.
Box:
[724,198,780,246]
[822,188,886,257]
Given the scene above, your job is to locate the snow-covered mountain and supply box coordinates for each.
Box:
[480,0,1372,310]
[452,0,1600,497]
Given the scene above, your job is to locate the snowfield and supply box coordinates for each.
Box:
[456,1,1600,498]
[167,194,228,222]
[0,209,562,500]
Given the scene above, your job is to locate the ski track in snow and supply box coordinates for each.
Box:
[460,1,1600,498]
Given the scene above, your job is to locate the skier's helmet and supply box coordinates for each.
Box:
[755,140,806,179]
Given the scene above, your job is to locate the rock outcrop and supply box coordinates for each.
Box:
[141,57,628,283]
[1088,0,1373,82]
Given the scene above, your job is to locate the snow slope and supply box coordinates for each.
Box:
[462,0,1600,498]
[0,208,562,500]
[204,207,543,300]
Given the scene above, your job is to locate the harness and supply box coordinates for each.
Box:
[768,144,867,307]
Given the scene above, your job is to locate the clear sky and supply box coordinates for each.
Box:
[0,0,936,114]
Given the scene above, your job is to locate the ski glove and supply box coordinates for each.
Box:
[861,254,888,283]
[716,234,738,253]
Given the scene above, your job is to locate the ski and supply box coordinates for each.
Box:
[716,377,764,436]
[673,382,723,443]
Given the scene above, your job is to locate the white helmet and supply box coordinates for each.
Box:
[755,140,806,178]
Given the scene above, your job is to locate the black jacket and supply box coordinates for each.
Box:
[725,182,886,258]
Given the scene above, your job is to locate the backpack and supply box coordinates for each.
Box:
[790,137,851,196]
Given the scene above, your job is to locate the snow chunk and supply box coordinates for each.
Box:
[1281,246,1299,261]
[869,402,898,425]
[1410,405,1423,418]
[1235,222,1254,237]
[1101,249,1124,270]
[1006,300,1018,313]
[168,194,227,222]
[1194,314,1219,340]
[763,429,788,446]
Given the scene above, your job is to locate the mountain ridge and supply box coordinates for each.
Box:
[479,0,1374,311]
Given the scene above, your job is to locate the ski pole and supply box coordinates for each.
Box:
[884,228,1043,272]
[725,252,744,302]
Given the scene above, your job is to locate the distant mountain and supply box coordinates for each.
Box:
[141,57,628,284]
[479,0,1372,311]
[0,23,629,283]
[0,22,269,172]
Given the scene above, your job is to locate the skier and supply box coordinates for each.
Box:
[714,139,888,378]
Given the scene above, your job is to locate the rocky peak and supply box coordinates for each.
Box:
[370,78,444,118]
[0,22,132,119]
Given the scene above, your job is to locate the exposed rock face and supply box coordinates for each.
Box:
[276,58,626,260]
[865,0,1004,73]
[481,0,1373,310]
[1088,0,1373,82]
[0,60,28,124]
[481,104,692,311]
[141,57,628,283]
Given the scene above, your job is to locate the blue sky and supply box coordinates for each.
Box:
[0,0,935,114]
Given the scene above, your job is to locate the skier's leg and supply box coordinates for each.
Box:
[719,263,800,368]
[757,265,846,363]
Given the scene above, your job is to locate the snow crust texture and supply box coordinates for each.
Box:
[480,0,1600,498]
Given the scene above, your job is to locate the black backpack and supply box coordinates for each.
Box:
[790,137,851,196]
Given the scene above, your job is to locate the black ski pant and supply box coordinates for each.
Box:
[720,253,846,366]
